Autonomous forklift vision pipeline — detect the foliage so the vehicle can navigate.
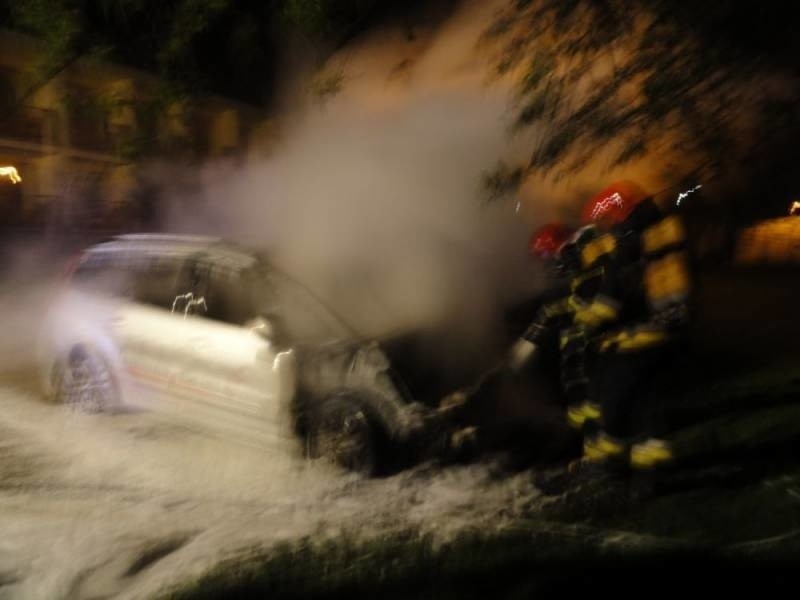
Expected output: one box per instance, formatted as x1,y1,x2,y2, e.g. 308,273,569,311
0,0,398,159
308,67,346,106
4,0,269,105
481,0,800,198
482,161,524,203
280,0,380,41
1,0,397,109
2,0,97,112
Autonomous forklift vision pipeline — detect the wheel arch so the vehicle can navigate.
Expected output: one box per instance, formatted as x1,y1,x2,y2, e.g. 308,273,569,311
40,326,124,404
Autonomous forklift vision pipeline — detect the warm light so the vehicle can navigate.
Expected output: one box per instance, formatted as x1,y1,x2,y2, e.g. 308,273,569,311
789,201,800,216
590,192,624,220
0,165,21,184
676,184,702,207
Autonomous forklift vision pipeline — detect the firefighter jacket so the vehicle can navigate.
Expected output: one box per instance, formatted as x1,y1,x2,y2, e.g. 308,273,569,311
575,199,692,354
522,225,613,346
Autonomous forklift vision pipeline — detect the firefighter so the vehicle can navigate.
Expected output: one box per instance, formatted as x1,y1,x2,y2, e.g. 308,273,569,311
508,222,582,372
510,222,616,437
575,180,692,471
440,221,616,458
441,222,580,403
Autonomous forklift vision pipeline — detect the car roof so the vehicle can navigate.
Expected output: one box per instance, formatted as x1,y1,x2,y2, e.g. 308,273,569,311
76,233,369,340
85,233,259,271
115,233,222,245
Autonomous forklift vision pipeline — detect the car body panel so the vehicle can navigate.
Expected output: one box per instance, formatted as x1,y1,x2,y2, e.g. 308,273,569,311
38,234,421,458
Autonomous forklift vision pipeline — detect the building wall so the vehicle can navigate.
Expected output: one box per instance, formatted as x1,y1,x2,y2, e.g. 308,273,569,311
735,217,800,264
0,29,268,231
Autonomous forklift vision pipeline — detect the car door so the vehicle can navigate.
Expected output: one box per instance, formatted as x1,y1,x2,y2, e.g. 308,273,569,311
111,250,188,409
58,246,182,410
165,255,295,448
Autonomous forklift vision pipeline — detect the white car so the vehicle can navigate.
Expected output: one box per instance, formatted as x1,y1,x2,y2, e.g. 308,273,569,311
39,234,432,474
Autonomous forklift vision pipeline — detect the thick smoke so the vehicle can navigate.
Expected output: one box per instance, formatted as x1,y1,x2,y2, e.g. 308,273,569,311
169,94,533,329
159,0,547,366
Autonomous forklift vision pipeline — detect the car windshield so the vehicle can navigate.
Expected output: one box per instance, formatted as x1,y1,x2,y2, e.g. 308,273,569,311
245,263,356,345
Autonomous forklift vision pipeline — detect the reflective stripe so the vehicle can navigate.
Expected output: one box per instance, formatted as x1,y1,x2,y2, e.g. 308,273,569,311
567,295,587,314
583,432,625,462
642,216,686,254
570,266,604,293
567,402,601,430
630,438,673,469
575,296,619,329
583,443,607,462
527,297,574,341
559,325,585,349
581,234,616,268
597,435,624,454
599,328,668,352
567,407,581,429
645,252,690,306
541,298,573,319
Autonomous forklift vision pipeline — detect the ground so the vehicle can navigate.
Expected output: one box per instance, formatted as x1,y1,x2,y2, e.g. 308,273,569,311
1,260,799,599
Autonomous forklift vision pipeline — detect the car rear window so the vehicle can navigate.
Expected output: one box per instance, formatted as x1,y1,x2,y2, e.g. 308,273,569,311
131,253,184,310
72,250,133,298
72,247,183,309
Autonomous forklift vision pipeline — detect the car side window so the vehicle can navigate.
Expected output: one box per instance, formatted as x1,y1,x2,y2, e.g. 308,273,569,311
201,266,235,323
172,257,213,319
130,253,183,310
235,268,281,326
173,257,246,323
72,251,133,299
173,261,275,326
263,270,351,343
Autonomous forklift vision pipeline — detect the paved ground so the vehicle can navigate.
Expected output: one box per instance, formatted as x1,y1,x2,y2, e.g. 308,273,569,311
2,261,800,598
0,279,548,599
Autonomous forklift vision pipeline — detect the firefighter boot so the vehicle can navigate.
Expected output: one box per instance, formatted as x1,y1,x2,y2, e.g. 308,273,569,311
582,431,629,473
630,438,674,470
566,401,601,432
445,426,479,463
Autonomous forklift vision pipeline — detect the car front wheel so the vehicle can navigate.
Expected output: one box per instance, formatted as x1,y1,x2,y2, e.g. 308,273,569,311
308,391,379,476
52,346,118,414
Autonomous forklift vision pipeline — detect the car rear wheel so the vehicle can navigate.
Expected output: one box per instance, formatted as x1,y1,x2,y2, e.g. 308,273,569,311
53,346,118,414
308,392,378,476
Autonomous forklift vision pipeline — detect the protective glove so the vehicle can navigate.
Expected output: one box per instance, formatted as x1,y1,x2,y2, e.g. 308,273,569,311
508,338,538,372
437,390,468,414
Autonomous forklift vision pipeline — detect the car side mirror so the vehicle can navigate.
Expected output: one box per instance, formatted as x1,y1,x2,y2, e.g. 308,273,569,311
245,316,275,339
248,314,290,349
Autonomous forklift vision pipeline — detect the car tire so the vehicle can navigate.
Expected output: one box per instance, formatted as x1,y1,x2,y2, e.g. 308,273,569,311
307,391,380,476
52,345,119,414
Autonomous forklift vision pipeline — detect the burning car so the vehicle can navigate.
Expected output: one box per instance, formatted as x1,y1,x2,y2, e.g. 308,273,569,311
38,234,448,474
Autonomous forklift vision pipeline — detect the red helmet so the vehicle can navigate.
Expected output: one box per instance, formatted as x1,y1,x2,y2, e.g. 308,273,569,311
529,223,574,260
581,180,649,228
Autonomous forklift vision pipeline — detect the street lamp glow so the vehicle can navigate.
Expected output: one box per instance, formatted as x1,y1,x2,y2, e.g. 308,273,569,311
676,184,702,207
0,166,21,184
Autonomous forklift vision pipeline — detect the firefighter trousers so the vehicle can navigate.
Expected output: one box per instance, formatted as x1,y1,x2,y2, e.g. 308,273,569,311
591,343,677,441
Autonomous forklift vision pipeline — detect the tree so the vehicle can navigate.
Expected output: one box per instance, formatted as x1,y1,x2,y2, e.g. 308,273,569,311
0,0,403,112
1,0,274,109
481,0,800,210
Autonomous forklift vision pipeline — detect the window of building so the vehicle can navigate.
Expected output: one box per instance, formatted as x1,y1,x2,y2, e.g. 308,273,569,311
0,67,15,113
